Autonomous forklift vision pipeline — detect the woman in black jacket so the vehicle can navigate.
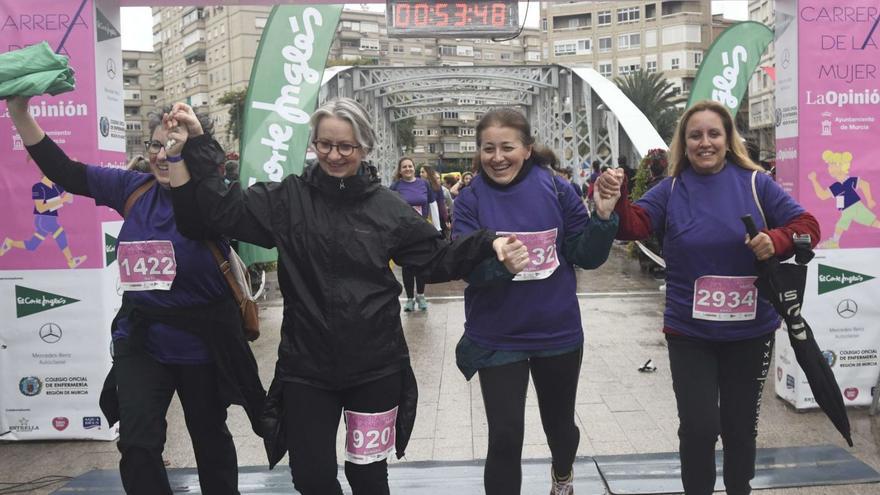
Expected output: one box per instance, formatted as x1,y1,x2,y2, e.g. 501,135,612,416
165,97,528,495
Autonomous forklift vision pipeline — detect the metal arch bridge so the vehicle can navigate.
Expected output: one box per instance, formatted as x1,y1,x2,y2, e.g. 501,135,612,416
318,64,667,184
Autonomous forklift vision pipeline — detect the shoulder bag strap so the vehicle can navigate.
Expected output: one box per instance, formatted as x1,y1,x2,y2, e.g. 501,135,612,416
750,170,768,228
205,241,245,305
123,179,157,218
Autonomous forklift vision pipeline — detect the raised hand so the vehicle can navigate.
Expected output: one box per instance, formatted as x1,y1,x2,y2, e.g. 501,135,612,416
170,102,204,137
593,178,620,220
6,95,31,116
5,95,45,146
596,168,624,200
162,111,187,157
492,234,529,274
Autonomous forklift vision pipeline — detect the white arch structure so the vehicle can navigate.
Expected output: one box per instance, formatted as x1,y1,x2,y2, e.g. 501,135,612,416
317,64,666,183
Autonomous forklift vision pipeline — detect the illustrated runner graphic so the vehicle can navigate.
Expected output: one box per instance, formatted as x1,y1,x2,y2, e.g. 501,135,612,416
1,174,87,268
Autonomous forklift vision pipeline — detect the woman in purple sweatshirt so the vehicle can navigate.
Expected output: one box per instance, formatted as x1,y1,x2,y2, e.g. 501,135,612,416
452,109,620,495
390,157,441,311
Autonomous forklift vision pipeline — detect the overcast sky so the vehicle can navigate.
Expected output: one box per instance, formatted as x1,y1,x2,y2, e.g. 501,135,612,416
121,2,750,52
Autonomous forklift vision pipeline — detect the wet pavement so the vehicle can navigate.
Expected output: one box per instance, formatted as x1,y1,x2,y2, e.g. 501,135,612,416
2,244,880,494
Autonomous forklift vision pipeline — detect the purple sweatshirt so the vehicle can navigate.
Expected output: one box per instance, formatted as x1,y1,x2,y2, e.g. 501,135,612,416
636,164,805,341
88,166,230,364
390,178,434,218
453,166,589,350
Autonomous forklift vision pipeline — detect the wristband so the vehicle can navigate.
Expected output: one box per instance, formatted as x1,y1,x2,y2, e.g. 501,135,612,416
166,154,183,163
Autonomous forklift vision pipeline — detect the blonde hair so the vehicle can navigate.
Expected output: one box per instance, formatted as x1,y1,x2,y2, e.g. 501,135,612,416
668,100,762,177
822,150,852,174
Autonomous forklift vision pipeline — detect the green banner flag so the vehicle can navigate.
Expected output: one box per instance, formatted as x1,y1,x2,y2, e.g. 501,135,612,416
236,5,342,267
686,21,773,116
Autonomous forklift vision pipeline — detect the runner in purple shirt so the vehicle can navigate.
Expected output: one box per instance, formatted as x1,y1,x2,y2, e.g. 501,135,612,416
390,157,441,311
6,95,263,495
597,100,820,495
453,108,620,495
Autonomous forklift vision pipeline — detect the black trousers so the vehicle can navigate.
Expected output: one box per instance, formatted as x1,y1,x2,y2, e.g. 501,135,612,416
401,266,426,299
113,338,238,495
477,348,582,495
283,372,403,495
667,332,774,495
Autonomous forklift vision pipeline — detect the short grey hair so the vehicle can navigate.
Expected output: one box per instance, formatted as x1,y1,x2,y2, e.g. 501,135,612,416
310,97,375,154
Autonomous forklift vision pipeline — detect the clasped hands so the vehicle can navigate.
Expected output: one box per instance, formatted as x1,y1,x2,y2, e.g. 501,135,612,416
492,235,529,275
161,103,204,158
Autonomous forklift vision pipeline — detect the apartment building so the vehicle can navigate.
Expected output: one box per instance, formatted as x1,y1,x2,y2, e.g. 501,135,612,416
748,0,776,161
122,50,162,160
152,5,271,152
540,1,716,98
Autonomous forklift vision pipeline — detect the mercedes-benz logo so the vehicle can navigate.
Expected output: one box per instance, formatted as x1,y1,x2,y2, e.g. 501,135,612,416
837,299,858,319
39,323,62,344
781,49,791,70
106,58,117,79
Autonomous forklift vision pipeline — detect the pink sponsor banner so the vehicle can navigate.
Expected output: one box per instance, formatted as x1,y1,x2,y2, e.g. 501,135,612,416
0,0,107,270
797,1,880,249
775,137,799,196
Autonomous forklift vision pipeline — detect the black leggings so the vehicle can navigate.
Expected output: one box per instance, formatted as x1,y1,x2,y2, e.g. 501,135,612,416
401,266,425,299
283,372,403,495
113,339,238,495
667,333,774,495
477,348,582,495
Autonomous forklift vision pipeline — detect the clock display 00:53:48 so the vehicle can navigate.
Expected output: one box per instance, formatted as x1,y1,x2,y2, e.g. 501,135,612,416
392,2,512,29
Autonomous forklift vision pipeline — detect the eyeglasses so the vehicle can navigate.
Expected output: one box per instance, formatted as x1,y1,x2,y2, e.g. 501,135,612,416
312,140,361,157
144,140,165,154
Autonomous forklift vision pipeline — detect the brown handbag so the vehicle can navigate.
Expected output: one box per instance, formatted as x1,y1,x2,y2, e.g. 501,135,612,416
124,179,260,341
205,242,261,341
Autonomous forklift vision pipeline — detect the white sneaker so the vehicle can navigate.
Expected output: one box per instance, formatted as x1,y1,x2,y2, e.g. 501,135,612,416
550,469,574,495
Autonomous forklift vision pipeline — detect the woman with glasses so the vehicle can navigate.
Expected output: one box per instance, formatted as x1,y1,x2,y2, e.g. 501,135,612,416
390,157,441,311
453,109,620,495
165,97,529,495
4,96,265,495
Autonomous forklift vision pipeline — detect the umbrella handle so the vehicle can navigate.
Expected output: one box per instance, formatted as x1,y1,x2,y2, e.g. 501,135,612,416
741,215,760,239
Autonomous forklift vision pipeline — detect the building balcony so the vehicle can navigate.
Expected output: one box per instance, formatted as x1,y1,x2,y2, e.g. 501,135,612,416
185,61,207,75
184,45,207,65
338,29,361,40
552,25,592,33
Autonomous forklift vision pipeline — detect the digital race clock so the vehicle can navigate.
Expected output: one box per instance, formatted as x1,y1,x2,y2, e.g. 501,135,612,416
386,0,520,38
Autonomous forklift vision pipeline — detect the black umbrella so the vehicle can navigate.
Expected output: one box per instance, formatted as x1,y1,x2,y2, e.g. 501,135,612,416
742,215,853,447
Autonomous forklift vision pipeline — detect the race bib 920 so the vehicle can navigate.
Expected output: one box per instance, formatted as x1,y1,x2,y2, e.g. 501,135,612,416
344,406,398,465
692,275,758,321
117,240,177,291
